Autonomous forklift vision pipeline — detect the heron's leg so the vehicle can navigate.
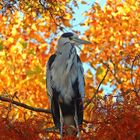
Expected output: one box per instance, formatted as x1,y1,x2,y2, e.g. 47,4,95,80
74,101,80,138
58,103,63,139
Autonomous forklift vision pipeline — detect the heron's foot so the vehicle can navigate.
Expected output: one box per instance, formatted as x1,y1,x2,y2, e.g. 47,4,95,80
44,126,59,133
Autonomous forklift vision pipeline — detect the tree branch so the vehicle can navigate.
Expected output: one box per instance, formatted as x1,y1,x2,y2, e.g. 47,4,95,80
85,67,109,108
0,95,51,114
39,0,48,9
131,54,140,95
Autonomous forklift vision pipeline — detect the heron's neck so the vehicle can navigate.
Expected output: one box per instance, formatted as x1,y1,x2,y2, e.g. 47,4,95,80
56,42,76,57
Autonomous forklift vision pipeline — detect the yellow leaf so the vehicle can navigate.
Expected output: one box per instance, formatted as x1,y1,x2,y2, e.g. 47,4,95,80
32,12,36,17
81,1,87,4
31,24,37,31
7,37,14,43
132,31,137,36
135,43,139,48
26,28,31,34
95,46,100,53
22,53,27,60
12,27,17,36
109,36,114,42
0,51,5,56
10,46,17,53
64,13,72,19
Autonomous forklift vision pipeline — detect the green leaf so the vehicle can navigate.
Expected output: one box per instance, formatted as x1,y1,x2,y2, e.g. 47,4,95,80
0,43,3,51
28,49,36,55
8,64,15,71
26,70,34,76
34,66,42,74
26,66,42,76
19,41,28,48
96,66,106,80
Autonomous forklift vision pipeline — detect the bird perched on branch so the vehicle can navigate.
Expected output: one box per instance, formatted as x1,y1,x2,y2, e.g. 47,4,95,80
46,32,91,138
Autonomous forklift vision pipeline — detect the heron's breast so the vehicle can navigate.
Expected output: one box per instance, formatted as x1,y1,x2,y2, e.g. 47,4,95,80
51,54,78,103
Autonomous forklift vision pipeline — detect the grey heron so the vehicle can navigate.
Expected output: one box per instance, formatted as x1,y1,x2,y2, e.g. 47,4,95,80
46,32,91,138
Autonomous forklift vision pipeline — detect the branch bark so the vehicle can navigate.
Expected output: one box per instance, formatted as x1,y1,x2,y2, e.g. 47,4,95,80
84,67,109,108
131,54,140,95
0,95,51,114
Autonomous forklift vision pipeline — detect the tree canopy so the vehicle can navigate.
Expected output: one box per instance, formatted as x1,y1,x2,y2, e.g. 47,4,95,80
0,0,140,139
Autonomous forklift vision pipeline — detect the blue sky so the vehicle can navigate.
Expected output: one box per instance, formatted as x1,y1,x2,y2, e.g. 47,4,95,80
70,0,106,33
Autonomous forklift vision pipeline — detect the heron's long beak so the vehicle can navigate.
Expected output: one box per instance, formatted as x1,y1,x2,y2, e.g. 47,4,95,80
73,37,91,44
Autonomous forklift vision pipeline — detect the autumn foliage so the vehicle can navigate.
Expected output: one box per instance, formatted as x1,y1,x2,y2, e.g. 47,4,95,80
0,0,140,139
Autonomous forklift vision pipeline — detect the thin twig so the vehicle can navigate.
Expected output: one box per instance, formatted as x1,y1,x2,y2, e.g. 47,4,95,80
6,92,18,119
131,55,140,95
0,95,51,114
44,126,59,134
85,68,109,108
48,10,65,31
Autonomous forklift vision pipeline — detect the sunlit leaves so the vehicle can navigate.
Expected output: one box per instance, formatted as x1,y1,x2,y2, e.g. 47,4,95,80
84,0,140,90
0,0,140,139
96,66,106,81
83,0,140,139
0,0,73,139
0,42,3,51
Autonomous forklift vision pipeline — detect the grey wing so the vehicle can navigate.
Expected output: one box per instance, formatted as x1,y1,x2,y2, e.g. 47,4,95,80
77,55,85,101
46,54,61,128
74,55,85,125
46,54,56,100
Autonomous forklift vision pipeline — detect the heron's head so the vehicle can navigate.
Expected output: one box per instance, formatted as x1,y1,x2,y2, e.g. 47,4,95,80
57,32,91,47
